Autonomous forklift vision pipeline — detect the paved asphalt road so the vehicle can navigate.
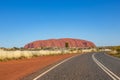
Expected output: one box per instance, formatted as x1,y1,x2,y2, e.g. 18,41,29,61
23,53,120,80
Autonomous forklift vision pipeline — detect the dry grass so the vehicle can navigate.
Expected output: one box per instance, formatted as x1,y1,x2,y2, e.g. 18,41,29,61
0,50,80,61
108,52,120,58
0,48,96,61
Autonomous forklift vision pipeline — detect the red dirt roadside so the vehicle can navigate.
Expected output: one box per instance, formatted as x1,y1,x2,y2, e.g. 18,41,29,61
0,53,78,80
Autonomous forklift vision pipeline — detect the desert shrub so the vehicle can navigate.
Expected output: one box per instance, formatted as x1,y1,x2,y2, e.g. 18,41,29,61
65,42,69,48
116,49,120,54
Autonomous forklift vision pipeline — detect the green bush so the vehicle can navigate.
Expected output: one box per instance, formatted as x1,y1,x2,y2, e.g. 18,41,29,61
65,42,69,48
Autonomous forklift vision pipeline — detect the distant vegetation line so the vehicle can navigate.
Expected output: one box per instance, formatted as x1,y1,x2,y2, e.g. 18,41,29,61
0,45,120,61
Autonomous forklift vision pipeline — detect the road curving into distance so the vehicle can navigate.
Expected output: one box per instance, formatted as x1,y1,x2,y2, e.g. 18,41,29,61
23,52,120,80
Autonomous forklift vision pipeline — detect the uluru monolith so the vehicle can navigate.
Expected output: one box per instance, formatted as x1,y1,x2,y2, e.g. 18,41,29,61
24,38,96,49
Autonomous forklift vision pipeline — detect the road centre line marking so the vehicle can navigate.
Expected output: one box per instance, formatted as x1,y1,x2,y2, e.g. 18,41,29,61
92,53,120,80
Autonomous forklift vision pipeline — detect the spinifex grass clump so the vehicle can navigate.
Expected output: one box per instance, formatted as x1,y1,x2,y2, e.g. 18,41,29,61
0,50,72,61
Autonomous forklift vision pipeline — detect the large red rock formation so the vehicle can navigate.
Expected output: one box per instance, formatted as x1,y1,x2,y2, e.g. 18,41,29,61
24,38,96,49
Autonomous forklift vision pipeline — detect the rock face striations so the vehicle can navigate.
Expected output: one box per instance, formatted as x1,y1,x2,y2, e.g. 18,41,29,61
24,38,96,49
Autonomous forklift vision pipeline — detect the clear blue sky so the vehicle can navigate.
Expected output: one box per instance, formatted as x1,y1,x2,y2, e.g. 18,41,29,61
0,0,120,48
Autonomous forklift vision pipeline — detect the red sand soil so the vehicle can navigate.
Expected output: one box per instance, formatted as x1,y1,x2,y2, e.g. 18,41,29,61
0,53,78,80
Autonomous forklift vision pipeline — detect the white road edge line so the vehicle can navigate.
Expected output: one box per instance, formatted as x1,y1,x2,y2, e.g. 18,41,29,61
92,53,120,80
33,54,80,80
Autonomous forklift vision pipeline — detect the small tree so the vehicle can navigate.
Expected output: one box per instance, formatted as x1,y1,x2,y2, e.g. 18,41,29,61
116,49,120,53
65,42,69,48
13,47,19,49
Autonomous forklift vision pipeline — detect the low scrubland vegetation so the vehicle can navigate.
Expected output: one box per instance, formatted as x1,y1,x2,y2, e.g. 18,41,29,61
0,47,96,61
106,46,120,58
0,48,77,61
0,50,68,61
